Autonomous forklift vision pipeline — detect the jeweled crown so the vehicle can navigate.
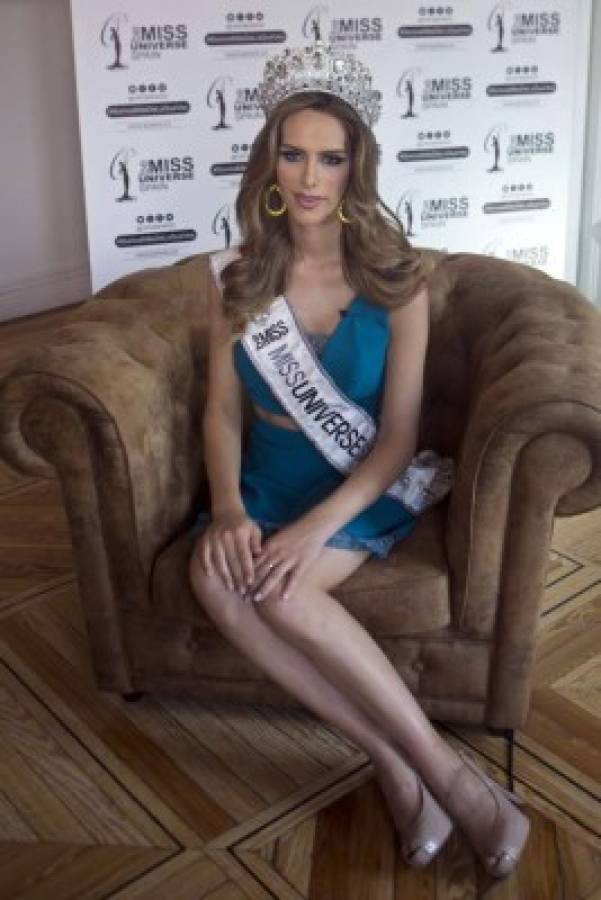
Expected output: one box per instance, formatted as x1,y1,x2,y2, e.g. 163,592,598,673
257,40,382,128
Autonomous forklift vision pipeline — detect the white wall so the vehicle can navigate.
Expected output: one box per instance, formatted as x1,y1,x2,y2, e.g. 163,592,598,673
577,0,601,306
0,0,90,323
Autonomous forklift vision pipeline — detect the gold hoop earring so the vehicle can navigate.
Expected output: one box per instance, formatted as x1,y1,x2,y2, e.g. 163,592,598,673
337,201,353,225
264,183,287,217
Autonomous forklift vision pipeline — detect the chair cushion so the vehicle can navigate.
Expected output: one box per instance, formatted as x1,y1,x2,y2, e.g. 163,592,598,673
152,503,450,636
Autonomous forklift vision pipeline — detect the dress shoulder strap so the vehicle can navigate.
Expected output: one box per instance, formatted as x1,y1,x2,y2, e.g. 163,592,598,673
208,245,241,294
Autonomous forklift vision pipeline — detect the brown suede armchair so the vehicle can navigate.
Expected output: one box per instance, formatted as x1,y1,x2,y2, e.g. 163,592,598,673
2,249,600,748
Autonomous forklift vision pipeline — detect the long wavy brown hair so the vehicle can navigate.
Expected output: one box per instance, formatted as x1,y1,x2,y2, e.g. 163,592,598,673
219,90,433,334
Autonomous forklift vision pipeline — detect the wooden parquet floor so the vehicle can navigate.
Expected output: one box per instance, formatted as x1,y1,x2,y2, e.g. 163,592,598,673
0,305,600,899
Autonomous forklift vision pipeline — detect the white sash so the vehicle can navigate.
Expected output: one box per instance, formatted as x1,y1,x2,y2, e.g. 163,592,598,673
209,248,454,515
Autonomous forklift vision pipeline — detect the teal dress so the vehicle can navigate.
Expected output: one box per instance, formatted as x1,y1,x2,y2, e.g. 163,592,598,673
192,293,417,558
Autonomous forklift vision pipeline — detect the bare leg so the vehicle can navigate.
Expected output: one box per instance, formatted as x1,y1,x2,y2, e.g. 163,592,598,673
250,554,503,849
190,543,527,873
252,569,462,794
190,551,460,866
189,547,447,853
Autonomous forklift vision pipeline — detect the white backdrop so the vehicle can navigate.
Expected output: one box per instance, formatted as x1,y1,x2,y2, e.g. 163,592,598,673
70,0,591,293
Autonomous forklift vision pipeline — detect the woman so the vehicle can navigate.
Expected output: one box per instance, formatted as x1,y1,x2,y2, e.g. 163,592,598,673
188,42,530,876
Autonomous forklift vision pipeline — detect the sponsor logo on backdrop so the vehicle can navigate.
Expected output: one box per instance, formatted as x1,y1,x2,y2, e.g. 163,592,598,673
302,6,329,40
512,10,560,42
207,77,263,125
106,81,192,120
484,125,507,171
397,128,470,164
102,14,129,68
127,82,167,97
111,202,197,251
115,213,197,249
487,4,560,51
101,14,188,68
418,128,451,140
136,212,174,225
138,155,194,191
483,238,550,267
330,16,383,43
234,85,264,120
397,70,472,117
396,190,469,235
508,129,555,160
422,75,472,107
206,9,285,46
488,3,509,51
110,149,194,201
213,205,234,248
397,69,420,117
207,77,234,129
483,181,550,214
485,125,555,171
210,143,251,177
487,64,557,98
302,6,383,43
396,191,419,236
226,11,265,26
399,6,473,40
111,149,136,201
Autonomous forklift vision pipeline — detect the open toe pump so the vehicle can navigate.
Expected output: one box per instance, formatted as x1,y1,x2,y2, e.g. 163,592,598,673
400,772,454,868
449,749,531,878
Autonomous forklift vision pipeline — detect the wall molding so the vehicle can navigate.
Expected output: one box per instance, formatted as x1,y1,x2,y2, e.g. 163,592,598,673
0,264,91,323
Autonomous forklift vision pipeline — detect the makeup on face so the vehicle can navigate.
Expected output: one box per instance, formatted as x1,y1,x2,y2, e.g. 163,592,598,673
276,110,351,216
295,195,323,209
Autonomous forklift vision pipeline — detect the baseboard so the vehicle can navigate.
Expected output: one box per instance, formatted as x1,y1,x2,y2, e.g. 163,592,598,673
0,265,91,324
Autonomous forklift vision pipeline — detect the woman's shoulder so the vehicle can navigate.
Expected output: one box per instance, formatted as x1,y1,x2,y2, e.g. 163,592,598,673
362,280,429,316
357,285,429,338
386,282,430,340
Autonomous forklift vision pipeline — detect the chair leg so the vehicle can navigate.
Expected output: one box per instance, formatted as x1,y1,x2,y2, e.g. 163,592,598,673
487,726,516,792
122,691,144,703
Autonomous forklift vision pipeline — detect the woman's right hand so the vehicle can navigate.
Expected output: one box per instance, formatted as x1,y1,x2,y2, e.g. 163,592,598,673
196,510,263,595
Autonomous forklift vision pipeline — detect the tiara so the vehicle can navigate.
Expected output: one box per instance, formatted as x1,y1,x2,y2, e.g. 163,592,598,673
257,40,382,128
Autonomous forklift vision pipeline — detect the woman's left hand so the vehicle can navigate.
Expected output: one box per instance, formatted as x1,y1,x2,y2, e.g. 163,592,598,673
248,517,331,603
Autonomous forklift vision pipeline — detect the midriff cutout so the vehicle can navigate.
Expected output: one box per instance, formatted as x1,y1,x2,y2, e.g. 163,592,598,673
252,402,300,430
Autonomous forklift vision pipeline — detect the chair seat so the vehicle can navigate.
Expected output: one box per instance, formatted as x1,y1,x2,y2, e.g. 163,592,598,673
152,503,451,636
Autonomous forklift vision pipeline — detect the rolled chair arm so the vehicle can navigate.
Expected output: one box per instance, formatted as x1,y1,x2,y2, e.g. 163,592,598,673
0,289,208,690
438,261,601,724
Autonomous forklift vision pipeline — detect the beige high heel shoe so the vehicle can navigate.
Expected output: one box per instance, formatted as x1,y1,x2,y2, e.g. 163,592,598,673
376,761,454,868
447,749,531,878
400,772,455,868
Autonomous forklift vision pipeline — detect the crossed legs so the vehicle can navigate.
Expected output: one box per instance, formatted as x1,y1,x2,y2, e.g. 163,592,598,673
188,543,425,830
188,540,499,850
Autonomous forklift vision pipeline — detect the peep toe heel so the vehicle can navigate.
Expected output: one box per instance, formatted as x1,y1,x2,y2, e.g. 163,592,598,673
400,772,454,868
375,761,454,868
450,749,531,878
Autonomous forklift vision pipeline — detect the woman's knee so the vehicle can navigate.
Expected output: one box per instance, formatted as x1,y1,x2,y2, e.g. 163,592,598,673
188,553,245,632
253,547,368,626
253,582,321,636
